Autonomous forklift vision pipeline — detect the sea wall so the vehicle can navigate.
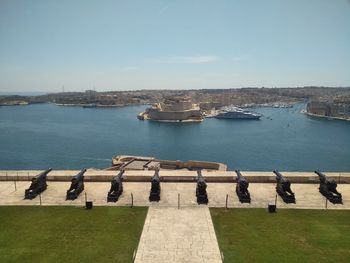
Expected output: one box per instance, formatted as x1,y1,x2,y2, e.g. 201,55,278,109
147,108,201,121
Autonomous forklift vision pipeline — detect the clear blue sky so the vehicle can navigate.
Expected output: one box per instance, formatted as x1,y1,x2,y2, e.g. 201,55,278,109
1,0,349,92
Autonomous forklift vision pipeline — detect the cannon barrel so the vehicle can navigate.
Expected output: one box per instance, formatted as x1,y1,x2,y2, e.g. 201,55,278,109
314,170,342,204
115,169,125,179
110,169,124,187
273,170,295,203
66,168,86,200
149,168,161,202
34,168,52,181
235,170,243,179
107,169,125,202
110,169,125,185
273,170,283,180
315,170,327,182
235,170,251,203
315,170,325,177
196,170,208,204
152,168,160,180
73,168,86,180
25,169,52,199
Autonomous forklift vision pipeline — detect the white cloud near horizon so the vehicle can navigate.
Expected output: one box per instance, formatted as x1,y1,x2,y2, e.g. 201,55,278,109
155,55,220,64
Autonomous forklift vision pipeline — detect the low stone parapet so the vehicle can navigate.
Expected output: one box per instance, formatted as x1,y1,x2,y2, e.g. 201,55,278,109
0,170,349,183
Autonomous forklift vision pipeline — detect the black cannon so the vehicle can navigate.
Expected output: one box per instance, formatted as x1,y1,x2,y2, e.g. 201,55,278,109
107,169,125,202
235,170,251,203
315,171,342,204
24,169,52,199
149,168,161,202
66,169,86,200
196,170,208,204
273,170,295,203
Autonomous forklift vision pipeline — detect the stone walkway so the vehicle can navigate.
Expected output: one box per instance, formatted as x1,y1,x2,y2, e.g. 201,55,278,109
134,206,222,263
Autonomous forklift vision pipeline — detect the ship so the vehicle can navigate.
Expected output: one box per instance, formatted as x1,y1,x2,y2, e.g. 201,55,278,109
82,103,97,108
214,106,261,120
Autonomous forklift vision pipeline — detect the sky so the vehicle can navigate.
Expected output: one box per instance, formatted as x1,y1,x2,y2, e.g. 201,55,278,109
0,0,350,92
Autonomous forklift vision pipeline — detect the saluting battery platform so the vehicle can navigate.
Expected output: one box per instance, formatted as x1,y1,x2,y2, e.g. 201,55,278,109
0,165,346,208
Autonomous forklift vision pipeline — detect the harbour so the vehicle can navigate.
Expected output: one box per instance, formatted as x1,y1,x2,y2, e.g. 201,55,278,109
1,102,350,171
2,1,350,262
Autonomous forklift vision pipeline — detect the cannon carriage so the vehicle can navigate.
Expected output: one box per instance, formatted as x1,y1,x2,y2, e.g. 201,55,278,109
196,170,208,204
273,170,295,203
149,168,161,202
107,169,125,202
235,170,251,203
315,171,342,204
66,169,86,200
24,169,52,199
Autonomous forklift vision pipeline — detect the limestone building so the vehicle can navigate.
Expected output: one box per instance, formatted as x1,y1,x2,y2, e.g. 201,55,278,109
141,96,203,122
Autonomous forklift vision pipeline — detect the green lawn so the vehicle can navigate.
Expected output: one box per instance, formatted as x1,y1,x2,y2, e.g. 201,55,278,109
211,208,350,263
0,206,148,263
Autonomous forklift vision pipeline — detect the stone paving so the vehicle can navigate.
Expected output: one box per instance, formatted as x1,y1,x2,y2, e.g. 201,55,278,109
1,180,349,262
134,206,222,263
0,181,349,209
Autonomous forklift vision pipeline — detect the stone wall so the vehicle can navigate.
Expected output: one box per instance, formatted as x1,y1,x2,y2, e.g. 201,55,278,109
147,108,201,121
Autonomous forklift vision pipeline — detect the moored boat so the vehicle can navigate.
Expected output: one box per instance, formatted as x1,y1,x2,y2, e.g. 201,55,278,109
214,106,261,120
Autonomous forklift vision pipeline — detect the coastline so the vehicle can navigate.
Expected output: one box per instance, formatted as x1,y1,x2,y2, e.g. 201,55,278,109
141,114,203,123
55,103,126,108
0,102,29,106
302,110,350,122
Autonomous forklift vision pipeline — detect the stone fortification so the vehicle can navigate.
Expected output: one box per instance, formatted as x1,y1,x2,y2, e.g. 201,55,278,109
143,96,203,122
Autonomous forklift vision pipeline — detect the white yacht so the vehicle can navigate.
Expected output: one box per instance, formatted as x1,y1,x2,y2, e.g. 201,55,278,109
215,106,261,120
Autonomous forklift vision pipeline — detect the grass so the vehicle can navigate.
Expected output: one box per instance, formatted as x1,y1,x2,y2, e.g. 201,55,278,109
211,208,350,263
0,206,148,263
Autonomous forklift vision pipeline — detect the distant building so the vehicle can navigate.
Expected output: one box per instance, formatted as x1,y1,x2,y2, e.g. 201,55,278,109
307,101,331,116
85,90,97,95
199,101,222,110
142,96,203,122
307,101,350,119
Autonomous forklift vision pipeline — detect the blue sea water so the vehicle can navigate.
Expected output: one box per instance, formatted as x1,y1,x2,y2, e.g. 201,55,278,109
0,103,349,171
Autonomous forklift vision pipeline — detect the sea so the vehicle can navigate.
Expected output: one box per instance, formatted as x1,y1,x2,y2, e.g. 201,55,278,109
0,103,349,171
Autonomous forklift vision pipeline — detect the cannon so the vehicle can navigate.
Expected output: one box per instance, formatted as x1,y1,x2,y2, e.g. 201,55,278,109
24,169,52,199
107,169,125,202
196,170,208,204
315,171,342,204
66,169,86,200
273,170,295,203
149,168,161,202
235,170,251,203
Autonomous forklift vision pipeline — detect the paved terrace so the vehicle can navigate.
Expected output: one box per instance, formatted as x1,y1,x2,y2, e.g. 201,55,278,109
0,170,349,209
1,170,350,183
135,207,222,263
1,170,349,263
